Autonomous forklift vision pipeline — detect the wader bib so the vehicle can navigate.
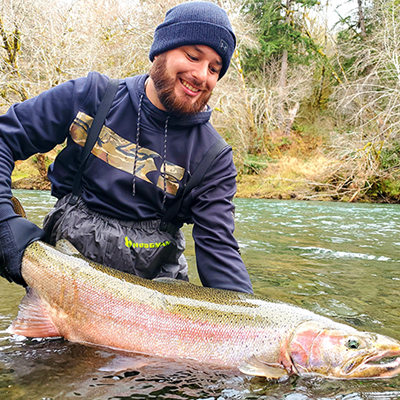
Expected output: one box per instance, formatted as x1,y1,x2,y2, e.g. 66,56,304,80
42,195,188,280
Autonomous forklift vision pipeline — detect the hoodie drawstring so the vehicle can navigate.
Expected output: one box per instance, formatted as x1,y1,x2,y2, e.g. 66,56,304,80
161,116,170,209
132,93,144,197
132,92,169,212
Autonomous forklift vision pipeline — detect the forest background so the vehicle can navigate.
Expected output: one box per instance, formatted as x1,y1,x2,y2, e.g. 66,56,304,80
1,0,400,203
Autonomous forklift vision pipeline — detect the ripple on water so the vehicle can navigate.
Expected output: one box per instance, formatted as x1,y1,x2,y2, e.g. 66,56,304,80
292,246,394,262
1,192,400,399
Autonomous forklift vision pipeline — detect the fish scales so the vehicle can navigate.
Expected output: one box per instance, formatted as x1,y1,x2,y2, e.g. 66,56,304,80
8,239,400,380
19,242,298,365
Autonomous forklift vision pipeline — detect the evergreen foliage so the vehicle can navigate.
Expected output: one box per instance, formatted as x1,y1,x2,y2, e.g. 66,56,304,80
241,0,320,74
2,0,400,201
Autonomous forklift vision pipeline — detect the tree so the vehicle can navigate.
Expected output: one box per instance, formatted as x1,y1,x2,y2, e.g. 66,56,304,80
0,0,158,178
328,0,400,201
242,0,319,87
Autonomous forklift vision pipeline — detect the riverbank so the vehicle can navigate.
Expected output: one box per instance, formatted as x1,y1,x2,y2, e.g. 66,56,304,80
11,156,314,198
10,148,327,198
10,148,400,203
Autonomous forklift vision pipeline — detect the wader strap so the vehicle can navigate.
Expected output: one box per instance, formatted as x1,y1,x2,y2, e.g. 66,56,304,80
69,78,119,205
160,138,229,231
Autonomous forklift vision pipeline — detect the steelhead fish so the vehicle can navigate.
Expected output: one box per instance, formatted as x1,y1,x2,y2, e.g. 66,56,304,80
7,238,400,381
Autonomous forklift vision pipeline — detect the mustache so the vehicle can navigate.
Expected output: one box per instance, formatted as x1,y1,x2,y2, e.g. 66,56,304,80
179,75,207,91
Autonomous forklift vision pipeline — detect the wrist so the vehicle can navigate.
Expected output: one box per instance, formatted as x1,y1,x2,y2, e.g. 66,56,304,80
0,201,17,223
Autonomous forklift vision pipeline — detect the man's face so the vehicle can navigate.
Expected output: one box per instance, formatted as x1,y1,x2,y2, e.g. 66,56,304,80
148,45,222,116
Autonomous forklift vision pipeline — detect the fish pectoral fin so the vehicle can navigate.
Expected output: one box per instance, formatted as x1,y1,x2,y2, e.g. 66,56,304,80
7,288,61,338
55,239,81,256
239,356,289,380
99,355,151,373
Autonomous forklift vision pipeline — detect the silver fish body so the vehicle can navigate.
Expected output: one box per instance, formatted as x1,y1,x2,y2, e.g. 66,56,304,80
8,239,400,380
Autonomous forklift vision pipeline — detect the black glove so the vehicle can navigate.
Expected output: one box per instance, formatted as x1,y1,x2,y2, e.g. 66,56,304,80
0,216,45,286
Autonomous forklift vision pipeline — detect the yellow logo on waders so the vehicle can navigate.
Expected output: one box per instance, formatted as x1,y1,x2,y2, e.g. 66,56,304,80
124,236,171,249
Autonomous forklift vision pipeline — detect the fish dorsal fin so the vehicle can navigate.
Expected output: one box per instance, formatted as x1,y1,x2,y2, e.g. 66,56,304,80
7,288,61,338
239,355,289,380
152,277,190,285
10,196,27,218
55,239,81,256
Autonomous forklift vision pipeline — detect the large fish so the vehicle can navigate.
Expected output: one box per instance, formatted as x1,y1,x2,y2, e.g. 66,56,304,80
7,240,400,380
6,200,400,380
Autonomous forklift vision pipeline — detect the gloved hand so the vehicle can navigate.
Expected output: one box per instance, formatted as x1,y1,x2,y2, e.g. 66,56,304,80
0,216,45,286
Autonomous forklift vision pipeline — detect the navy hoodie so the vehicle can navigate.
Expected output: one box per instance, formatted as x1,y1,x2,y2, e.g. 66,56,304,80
0,72,253,293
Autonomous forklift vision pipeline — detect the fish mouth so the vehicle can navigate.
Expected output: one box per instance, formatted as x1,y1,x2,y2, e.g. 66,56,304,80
343,353,400,379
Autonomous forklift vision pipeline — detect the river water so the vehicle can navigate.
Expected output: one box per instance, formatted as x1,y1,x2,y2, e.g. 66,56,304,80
1,189,400,400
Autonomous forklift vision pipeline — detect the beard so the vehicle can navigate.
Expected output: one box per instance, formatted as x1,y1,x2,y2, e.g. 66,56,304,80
149,53,213,117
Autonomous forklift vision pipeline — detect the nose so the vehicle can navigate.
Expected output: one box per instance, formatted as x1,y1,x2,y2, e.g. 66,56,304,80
192,61,208,85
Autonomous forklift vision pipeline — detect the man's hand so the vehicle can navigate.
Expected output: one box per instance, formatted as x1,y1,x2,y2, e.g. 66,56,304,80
0,216,45,286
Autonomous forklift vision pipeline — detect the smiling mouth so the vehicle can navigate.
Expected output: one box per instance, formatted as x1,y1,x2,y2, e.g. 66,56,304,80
181,79,200,93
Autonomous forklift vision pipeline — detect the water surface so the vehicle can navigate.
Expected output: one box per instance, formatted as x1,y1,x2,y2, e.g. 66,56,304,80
1,190,399,399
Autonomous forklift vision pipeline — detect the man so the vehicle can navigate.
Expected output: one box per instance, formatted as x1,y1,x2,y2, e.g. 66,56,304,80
0,1,253,294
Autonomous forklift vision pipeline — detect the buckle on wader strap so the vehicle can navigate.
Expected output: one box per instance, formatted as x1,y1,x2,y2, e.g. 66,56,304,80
159,220,169,232
159,220,179,235
68,194,79,206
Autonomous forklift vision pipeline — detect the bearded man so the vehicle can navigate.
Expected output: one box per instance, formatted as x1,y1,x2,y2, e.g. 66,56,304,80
0,1,253,294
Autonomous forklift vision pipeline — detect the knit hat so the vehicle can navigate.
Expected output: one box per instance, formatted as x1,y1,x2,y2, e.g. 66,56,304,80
149,1,236,79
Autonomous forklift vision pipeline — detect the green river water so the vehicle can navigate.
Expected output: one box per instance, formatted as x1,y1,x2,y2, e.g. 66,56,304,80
0,189,399,399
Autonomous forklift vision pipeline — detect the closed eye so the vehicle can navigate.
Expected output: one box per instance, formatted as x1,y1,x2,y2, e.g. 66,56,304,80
186,53,198,61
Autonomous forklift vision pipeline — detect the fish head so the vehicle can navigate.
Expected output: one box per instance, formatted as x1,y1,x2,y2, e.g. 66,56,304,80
287,321,400,379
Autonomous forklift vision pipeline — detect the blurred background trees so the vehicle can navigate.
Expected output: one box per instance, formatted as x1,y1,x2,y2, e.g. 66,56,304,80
1,0,400,201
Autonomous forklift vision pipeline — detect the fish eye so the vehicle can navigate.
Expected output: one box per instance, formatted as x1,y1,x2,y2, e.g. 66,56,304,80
346,338,360,349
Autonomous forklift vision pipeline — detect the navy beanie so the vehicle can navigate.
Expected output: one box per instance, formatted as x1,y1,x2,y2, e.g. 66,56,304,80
149,1,236,79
